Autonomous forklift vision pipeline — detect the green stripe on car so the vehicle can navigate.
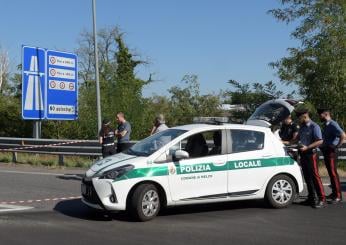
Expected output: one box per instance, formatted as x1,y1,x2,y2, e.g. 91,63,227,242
113,157,295,182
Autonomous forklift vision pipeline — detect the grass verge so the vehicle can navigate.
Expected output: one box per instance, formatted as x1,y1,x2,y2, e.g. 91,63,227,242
0,152,96,168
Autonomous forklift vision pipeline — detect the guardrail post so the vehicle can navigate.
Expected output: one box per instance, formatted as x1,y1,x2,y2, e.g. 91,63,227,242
12,152,17,163
58,155,64,166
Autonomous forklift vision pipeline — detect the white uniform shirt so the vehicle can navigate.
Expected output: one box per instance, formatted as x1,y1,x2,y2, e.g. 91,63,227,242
153,124,168,134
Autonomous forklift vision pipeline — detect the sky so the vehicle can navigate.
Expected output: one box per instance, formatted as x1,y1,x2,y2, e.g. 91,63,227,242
0,0,299,97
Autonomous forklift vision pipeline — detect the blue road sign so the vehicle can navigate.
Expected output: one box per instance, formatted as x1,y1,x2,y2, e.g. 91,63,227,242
46,50,78,120
22,46,46,120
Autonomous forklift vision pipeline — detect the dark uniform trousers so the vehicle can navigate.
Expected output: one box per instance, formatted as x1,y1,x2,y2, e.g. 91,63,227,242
300,151,326,201
102,144,116,158
321,146,342,199
116,142,132,153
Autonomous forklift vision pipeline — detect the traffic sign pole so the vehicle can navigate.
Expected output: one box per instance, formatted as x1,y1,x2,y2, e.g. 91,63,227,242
33,121,41,138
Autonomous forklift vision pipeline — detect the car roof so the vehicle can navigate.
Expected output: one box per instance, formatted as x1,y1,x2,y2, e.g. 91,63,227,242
172,123,270,133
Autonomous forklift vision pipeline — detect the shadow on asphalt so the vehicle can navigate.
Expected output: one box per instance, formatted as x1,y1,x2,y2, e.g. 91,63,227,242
53,198,279,222
160,200,267,217
53,199,132,222
56,174,83,181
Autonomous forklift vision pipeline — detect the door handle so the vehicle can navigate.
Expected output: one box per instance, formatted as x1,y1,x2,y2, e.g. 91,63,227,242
261,154,273,158
213,160,227,166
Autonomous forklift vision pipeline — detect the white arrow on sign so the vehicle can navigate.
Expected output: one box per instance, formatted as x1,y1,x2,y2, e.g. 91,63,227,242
24,56,44,111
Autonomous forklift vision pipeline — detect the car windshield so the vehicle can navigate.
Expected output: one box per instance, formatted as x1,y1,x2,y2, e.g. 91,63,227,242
249,103,290,126
125,129,187,157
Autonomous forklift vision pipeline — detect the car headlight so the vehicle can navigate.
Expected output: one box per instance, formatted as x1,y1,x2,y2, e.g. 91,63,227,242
99,164,134,180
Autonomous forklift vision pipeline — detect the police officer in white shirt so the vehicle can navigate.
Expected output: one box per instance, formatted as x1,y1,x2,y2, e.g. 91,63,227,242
150,114,169,135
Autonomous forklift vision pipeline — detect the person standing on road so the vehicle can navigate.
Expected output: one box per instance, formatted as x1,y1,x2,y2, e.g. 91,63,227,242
150,114,169,135
296,108,326,208
115,112,132,153
318,108,346,204
279,115,299,145
99,118,116,158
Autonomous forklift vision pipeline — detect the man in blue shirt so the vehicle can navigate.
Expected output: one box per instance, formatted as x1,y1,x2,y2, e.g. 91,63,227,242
296,108,326,208
318,108,346,204
115,112,132,153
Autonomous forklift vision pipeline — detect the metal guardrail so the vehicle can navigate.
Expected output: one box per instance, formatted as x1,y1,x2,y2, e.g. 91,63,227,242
0,137,345,166
0,137,135,165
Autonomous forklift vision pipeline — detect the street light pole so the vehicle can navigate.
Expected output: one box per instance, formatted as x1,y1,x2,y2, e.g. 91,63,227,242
92,0,102,136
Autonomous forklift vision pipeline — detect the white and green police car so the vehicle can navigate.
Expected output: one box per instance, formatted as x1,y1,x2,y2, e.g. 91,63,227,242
82,99,304,221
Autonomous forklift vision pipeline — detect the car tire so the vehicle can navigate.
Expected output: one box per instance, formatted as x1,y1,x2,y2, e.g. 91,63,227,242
129,184,161,221
265,174,296,208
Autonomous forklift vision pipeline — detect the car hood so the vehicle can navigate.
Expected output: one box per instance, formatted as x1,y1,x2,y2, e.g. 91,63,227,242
86,153,145,178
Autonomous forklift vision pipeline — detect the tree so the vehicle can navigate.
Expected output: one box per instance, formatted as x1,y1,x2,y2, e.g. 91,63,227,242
0,47,9,94
72,26,151,139
168,75,222,125
40,26,150,139
269,0,346,127
0,64,32,137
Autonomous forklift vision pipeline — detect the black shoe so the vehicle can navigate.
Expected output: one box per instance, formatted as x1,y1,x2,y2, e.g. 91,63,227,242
327,197,342,204
312,200,326,209
326,194,335,200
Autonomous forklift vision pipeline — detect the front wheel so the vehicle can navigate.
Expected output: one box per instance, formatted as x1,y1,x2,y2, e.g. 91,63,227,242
265,175,296,208
129,184,161,221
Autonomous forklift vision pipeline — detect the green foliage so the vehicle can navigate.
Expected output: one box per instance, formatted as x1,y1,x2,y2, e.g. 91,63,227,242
167,75,222,125
269,0,346,128
0,94,32,137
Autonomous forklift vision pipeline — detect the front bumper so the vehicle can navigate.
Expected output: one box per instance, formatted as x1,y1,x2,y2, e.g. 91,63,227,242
81,177,104,208
81,177,127,211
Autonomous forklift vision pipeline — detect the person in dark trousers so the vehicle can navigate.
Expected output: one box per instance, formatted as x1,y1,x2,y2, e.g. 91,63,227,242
318,108,346,204
279,114,299,145
115,112,132,153
296,108,326,208
99,118,116,158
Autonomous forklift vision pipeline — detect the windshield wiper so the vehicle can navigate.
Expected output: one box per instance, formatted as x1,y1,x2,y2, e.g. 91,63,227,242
126,148,149,157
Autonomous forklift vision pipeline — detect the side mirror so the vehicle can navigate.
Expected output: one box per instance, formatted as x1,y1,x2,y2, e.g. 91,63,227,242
173,150,189,161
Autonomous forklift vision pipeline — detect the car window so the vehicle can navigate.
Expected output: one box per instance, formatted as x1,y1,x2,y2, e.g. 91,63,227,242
248,102,291,126
126,129,186,157
154,130,223,163
230,129,264,153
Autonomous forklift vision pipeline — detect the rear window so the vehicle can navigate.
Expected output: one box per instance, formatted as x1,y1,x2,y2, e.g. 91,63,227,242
249,103,290,126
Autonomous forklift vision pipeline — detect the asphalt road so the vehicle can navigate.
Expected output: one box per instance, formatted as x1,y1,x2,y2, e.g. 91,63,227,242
0,163,345,245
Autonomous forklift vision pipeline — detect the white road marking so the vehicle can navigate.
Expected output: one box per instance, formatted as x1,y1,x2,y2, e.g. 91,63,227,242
0,169,82,178
0,196,81,205
0,204,33,213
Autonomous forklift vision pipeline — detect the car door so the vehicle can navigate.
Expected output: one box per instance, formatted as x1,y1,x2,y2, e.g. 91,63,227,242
158,129,228,201
226,128,274,195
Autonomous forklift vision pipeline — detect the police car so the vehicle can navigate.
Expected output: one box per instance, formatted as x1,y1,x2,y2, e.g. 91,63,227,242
82,99,304,221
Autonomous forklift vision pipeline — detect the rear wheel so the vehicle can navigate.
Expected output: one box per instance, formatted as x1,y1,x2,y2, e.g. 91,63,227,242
129,184,161,221
265,175,296,208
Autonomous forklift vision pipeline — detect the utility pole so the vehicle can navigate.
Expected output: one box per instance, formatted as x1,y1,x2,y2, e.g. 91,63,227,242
92,0,102,135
